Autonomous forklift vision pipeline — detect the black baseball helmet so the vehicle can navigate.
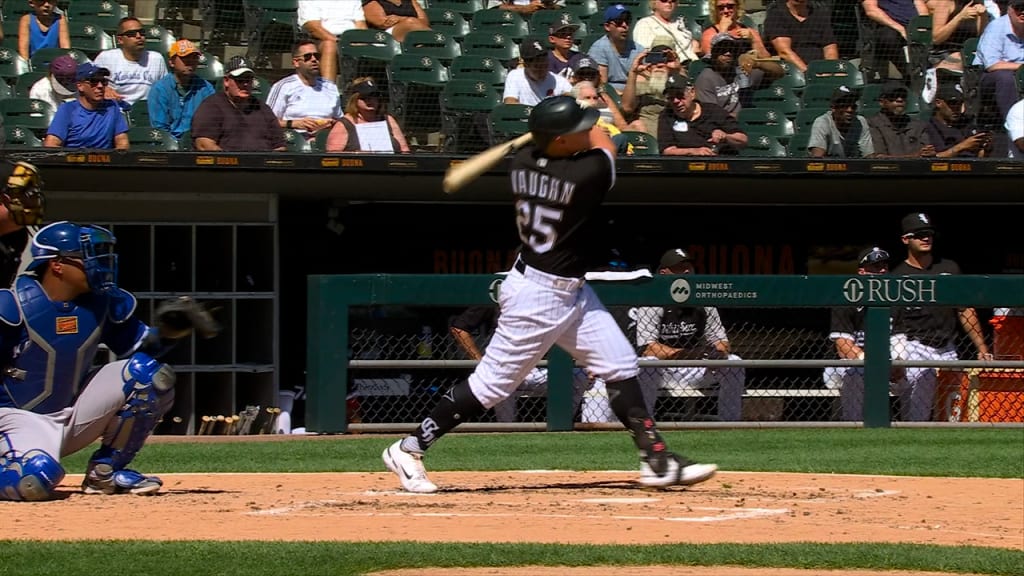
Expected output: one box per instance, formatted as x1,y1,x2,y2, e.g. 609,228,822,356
528,95,599,146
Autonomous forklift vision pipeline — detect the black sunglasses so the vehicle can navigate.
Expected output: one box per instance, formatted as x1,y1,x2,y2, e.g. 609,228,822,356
119,29,145,37
607,17,632,26
859,248,890,267
297,52,321,62
82,77,110,86
903,230,934,240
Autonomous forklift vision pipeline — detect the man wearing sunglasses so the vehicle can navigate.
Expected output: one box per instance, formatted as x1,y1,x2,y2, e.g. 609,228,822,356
891,212,992,422
93,17,168,105
267,40,341,137
923,82,992,157
190,56,287,151
589,4,645,93
44,63,129,150
824,247,908,421
866,80,935,157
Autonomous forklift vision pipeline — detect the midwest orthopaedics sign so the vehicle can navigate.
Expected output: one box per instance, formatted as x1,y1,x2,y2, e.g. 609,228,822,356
670,279,759,303
842,277,938,304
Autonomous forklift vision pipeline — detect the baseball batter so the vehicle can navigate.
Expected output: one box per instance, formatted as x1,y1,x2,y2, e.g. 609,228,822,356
891,212,991,421
0,222,204,500
383,95,717,493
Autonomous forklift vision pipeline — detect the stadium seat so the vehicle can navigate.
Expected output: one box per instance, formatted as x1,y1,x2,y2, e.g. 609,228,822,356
752,85,801,117
0,98,56,137
1017,66,1024,97
459,31,520,64
449,54,509,86
0,82,11,100
387,53,449,138
4,124,43,147
425,7,472,40
673,3,709,27
602,0,652,19
243,0,300,67
800,83,841,110
961,37,979,69
737,107,795,141
127,126,180,150
142,24,178,63
0,1,32,21
858,83,922,117
129,100,151,127
178,130,192,151
0,48,30,83
1,19,21,43
687,59,709,80
740,133,787,157
311,129,330,153
440,78,502,153
564,0,600,19
786,132,812,157
529,11,590,38
402,30,462,65
30,48,89,71
195,53,225,83
338,29,402,90
770,62,807,92
471,9,531,41
619,130,659,155
804,59,864,88
282,128,312,152
429,0,487,18
488,102,531,144
67,20,116,56
794,107,828,133
13,71,47,98
65,0,129,34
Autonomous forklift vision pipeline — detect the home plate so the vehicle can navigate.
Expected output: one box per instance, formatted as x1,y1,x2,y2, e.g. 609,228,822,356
580,497,661,504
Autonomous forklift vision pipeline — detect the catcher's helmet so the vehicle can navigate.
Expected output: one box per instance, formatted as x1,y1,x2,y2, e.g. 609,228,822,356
27,221,118,292
1,161,45,226
528,95,599,146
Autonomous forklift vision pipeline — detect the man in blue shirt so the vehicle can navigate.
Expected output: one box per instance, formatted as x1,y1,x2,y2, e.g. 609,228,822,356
147,39,215,139
44,63,129,150
973,1,1024,121
587,4,644,94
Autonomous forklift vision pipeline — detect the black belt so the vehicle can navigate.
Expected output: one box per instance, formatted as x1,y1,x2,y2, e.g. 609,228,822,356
515,259,526,274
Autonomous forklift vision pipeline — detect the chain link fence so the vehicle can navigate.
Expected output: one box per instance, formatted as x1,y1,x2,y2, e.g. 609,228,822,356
345,304,1024,428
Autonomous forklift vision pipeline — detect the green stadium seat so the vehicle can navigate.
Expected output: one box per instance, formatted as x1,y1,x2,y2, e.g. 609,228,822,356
4,124,43,147
401,30,462,65
529,11,590,38
805,59,864,88
0,48,31,83
771,62,807,92
800,83,842,109
429,0,487,18
564,0,600,19
14,71,47,98
387,53,449,137
470,9,531,42
440,78,502,153
752,85,801,117
961,37,979,68
794,107,828,133
425,7,472,40
177,130,192,151
243,0,301,68
0,82,11,100
282,128,312,152
65,0,129,34
459,31,520,64
142,24,178,63
449,54,508,86
488,102,531,144
195,53,225,83
0,97,57,137
68,19,116,56
127,126,180,150
737,107,795,141
786,131,812,157
129,99,151,127
338,29,402,90
311,128,330,153
672,3,709,27
0,1,32,21
600,0,652,19
30,48,89,71
619,130,659,155
740,133,787,157
1,19,22,42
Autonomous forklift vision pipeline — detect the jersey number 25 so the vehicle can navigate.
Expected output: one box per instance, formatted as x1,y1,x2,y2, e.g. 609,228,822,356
516,200,563,253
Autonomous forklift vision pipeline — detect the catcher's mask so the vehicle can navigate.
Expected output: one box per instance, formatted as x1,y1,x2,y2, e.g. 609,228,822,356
27,221,118,293
1,161,45,226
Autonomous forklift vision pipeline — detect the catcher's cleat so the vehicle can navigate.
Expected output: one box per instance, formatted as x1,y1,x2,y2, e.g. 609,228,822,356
382,440,437,493
639,452,717,488
82,463,163,495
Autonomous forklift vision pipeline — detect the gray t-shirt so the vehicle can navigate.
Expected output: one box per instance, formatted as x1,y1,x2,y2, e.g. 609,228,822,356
695,68,740,117
588,36,644,92
808,112,874,158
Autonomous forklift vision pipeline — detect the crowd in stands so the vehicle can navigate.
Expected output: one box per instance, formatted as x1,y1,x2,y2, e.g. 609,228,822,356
1,0,1021,157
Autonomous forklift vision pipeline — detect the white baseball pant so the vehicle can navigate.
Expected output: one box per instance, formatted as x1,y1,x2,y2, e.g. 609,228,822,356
638,355,746,421
490,366,593,422
898,340,958,421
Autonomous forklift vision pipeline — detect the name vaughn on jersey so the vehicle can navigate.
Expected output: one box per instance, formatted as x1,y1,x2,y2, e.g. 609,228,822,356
511,169,576,205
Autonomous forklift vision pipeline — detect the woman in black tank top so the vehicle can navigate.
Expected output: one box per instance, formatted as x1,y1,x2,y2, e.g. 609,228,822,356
927,0,989,71
324,76,410,153
361,0,431,42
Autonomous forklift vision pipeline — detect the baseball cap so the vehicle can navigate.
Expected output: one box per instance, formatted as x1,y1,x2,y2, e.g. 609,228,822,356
348,78,380,98
548,12,581,35
659,248,694,269
709,32,741,52
831,85,859,105
225,55,255,78
75,62,110,82
901,212,936,235
934,82,964,103
575,57,598,73
650,35,675,52
879,80,908,100
49,54,78,97
857,247,890,267
603,4,631,22
169,39,201,59
662,71,692,94
520,39,548,61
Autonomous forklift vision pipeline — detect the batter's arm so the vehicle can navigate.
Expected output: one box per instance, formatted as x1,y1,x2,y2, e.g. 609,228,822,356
958,307,992,359
833,336,863,360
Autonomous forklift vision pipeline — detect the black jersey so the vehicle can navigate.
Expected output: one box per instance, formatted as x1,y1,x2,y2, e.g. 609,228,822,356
830,305,904,347
510,146,615,278
0,228,29,287
891,257,962,347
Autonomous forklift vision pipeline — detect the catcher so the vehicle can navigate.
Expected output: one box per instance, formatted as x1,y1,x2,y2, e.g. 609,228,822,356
0,221,219,500
0,160,46,287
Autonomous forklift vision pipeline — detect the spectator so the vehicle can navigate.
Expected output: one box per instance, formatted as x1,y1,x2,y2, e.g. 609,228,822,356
867,81,936,156
763,0,839,72
861,0,929,81
808,86,876,158
487,0,565,15
973,1,1024,122
361,0,430,42
94,17,168,105
588,4,645,93
634,248,746,421
633,0,700,63
570,57,602,85
658,72,748,155
43,63,129,150
298,0,367,83
146,40,215,139
926,0,988,74
547,13,589,79
621,37,682,135
891,212,992,421
190,56,286,152
28,54,77,112
695,33,744,117
17,0,70,60
823,247,907,422
1007,97,1024,158
325,77,410,153
573,80,637,153
923,82,993,156
701,0,770,59
267,40,341,138
503,40,573,105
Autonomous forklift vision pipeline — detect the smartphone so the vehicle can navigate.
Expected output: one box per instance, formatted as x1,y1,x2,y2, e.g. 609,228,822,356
644,52,667,65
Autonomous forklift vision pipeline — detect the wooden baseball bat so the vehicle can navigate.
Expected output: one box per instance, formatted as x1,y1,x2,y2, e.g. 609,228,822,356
442,131,533,195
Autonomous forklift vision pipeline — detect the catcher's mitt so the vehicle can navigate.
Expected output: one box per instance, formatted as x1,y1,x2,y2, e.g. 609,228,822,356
155,296,221,340
1,161,45,226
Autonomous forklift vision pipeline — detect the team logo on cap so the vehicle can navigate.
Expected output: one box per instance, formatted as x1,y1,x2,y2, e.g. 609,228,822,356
532,41,543,52
918,213,929,223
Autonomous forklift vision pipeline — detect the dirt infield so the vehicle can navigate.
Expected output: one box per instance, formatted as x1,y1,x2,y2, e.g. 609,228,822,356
4,470,1020,554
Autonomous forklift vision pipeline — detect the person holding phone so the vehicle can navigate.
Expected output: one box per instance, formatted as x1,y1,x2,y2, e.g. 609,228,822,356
921,82,992,157
620,35,683,135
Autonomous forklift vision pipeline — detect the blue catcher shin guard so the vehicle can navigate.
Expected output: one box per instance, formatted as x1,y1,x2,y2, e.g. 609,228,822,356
1,447,66,501
83,353,175,495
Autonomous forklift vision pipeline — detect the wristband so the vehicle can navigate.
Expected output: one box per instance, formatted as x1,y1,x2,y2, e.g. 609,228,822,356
286,120,293,129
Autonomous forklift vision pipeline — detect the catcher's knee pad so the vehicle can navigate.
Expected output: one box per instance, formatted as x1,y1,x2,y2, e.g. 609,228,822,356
0,448,66,501
95,354,175,470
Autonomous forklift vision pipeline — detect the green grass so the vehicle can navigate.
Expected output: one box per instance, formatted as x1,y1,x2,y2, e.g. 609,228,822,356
59,428,1024,478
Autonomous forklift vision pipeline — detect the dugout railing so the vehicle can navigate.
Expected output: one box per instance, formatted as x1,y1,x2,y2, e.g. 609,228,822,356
306,274,1024,433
